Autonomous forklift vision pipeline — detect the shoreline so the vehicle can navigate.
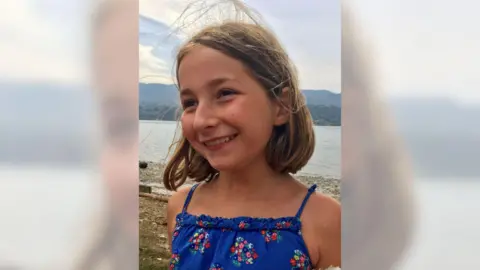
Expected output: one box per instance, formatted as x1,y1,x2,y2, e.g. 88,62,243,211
139,161,341,200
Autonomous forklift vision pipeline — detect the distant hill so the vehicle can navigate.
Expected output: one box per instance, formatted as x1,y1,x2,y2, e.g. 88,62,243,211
0,81,97,165
302,89,341,107
386,97,480,178
139,83,342,126
6,80,480,176
139,83,179,106
139,83,341,107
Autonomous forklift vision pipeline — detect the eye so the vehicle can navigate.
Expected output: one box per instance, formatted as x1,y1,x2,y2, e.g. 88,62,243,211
217,88,237,99
182,98,197,109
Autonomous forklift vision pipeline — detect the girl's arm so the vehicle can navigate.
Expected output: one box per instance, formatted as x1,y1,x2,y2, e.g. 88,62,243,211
314,195,342,270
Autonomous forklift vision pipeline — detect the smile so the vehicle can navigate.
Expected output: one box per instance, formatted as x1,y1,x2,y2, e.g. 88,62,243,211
203,134,238,147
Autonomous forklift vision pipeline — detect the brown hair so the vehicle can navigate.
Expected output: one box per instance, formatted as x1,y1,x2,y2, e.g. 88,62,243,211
163,20,315,191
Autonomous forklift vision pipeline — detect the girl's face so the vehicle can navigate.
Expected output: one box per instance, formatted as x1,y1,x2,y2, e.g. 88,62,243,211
178,45,286,172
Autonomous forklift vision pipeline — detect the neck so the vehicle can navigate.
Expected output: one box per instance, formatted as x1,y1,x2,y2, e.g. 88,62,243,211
215,158,289,199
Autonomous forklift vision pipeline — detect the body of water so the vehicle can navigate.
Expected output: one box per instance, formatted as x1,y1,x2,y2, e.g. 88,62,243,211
398,179,480,269
139,120,341,178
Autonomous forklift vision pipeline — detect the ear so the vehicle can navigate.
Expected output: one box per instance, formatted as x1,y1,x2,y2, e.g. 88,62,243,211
273,87,291,126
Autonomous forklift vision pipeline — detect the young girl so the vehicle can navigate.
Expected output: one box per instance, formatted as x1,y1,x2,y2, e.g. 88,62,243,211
164,21,341,270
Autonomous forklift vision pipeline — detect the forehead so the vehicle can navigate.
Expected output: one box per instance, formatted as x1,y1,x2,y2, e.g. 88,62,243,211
177,45,249,89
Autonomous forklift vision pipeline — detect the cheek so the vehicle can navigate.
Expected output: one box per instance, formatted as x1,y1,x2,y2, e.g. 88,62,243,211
239,102,275,129
239,116,274,146
180,114,198,145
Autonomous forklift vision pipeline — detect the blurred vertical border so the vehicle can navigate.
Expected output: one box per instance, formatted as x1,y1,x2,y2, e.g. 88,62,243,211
77,0,140,269
341,4,415,270
0,0,138,269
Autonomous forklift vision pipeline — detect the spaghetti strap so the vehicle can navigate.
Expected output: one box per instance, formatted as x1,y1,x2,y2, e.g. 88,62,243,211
182,183,200,213
295,184,317,218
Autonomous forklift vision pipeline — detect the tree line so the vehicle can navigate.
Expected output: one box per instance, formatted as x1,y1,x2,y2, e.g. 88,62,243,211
139,103,341,126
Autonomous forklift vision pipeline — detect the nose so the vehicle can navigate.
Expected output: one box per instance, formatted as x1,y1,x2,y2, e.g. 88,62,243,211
193,102,219,131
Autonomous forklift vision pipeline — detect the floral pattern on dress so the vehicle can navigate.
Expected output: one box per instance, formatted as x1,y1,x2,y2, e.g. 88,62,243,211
238,220,250,230
261,229,282,243
188,228,211,254
275,220,293,229
169,253,180,270
289,249,312,270
229,237,259,266
197,219,215,228
172,224,181,241
209,263,224,270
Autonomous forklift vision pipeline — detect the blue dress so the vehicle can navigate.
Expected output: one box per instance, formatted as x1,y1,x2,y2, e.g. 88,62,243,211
169,183,317,270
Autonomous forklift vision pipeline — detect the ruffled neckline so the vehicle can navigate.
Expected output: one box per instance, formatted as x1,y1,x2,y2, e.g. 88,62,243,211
176,211,302,231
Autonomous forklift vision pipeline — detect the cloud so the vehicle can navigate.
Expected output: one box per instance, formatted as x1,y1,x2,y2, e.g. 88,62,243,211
0,0,88,84
138,14,182,84
139,0,186,26
347,0,480,102
139,44,173,84
139,0,342,91
139,14,180,47
244,1,341,91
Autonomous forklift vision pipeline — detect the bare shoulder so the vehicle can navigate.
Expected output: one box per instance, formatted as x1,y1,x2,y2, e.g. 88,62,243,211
167,185,192,220
304,192,341,269
308,192,341,222
304,192,341,240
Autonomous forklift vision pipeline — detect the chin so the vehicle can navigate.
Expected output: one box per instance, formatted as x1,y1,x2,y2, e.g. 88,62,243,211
208,162,236,172
207,158,240,172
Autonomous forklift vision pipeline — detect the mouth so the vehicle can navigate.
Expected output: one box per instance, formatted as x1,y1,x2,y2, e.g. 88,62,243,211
202,134,238,148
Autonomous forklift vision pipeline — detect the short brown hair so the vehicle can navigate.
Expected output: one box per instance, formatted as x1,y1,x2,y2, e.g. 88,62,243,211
163,21,315,191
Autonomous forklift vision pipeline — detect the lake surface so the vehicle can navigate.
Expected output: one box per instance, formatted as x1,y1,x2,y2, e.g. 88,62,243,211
139,120,341,178
398,179,480,269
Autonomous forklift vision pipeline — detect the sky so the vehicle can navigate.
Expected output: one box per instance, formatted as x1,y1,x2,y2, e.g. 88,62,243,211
0,0,89,84
346,0,480,102
0,0,479,101
139,0,342,92
139,0,480,102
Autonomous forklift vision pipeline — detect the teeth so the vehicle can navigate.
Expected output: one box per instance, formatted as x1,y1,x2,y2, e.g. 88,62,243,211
204,136,235,146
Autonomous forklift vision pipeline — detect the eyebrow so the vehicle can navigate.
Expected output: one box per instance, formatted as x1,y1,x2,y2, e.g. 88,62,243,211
180,77,233,96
